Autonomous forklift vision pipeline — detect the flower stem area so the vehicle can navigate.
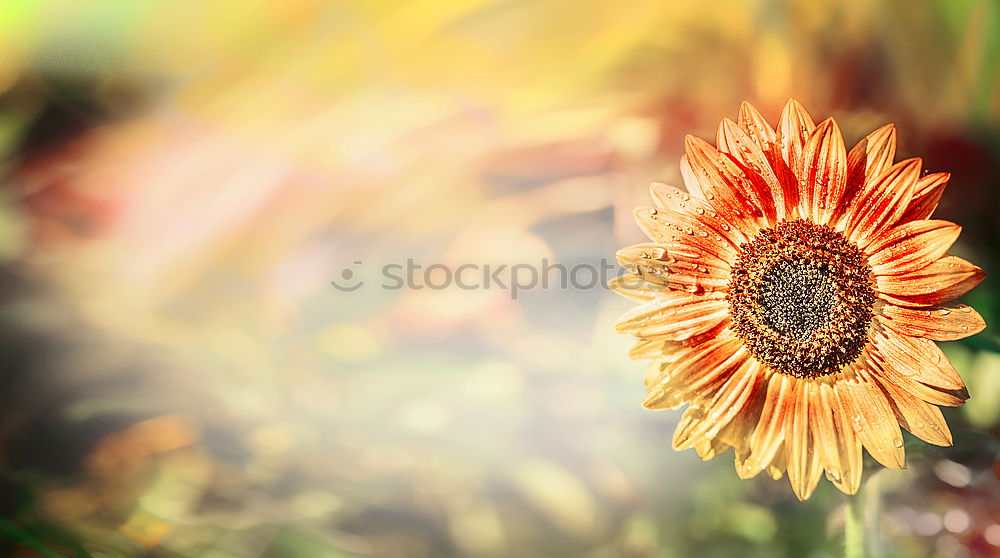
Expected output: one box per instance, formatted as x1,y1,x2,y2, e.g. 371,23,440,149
845,492,865,558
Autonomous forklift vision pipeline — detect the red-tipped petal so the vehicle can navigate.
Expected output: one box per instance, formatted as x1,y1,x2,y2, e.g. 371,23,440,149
738,101,777,152
776,99,816,206
798,117,847,225
843,158,922,246
879,302,986,341
899,172,949,223
739,101,799,215
876,255,984,307
648,182,750,244
838,124,897,221
867,220,961,276
717,118,783,223
684,135,768,227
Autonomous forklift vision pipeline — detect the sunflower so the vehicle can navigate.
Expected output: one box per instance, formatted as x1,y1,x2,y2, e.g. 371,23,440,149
611,100,986,500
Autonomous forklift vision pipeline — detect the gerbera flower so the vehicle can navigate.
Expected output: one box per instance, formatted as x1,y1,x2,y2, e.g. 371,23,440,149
612,100,985,500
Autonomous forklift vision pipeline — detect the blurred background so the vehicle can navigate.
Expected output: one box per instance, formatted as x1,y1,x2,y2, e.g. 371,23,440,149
0,1,998,557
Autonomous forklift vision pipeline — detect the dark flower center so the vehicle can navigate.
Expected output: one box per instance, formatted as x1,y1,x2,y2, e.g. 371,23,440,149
759,260,838,342
727,220,876,378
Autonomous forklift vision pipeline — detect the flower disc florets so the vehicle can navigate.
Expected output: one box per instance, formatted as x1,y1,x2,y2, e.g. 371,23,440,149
727,220,876,378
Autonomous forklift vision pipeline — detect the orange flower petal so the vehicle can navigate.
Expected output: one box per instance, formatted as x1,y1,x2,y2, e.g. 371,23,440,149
867,220,961,276
879,301,986,341
777,100,816,201
741,373,792,478
679,153,701,193
628,339,671,360
798,117,847,225
899,172,949,223
716,374,767,454
698,409,762,461
616,242,731,293
633,206,739,257
643,337,743,409
843,158,922,246
608,273,670,303
716,118,783,223
738,101,778,152
648,182,750,244
739,101,799,216
876,255,984,307
869,363,968,408
868,326,966,391
694,436,728,460
673,358,765,451
684,135,768,226
785,381,823,500
818,382,862,494
836,371,906,470
670,345,748,403
864,340,968,407
614,290,729,340
838,124,897,222
766,447,787,480
644,360,668,388
873,375,953,446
